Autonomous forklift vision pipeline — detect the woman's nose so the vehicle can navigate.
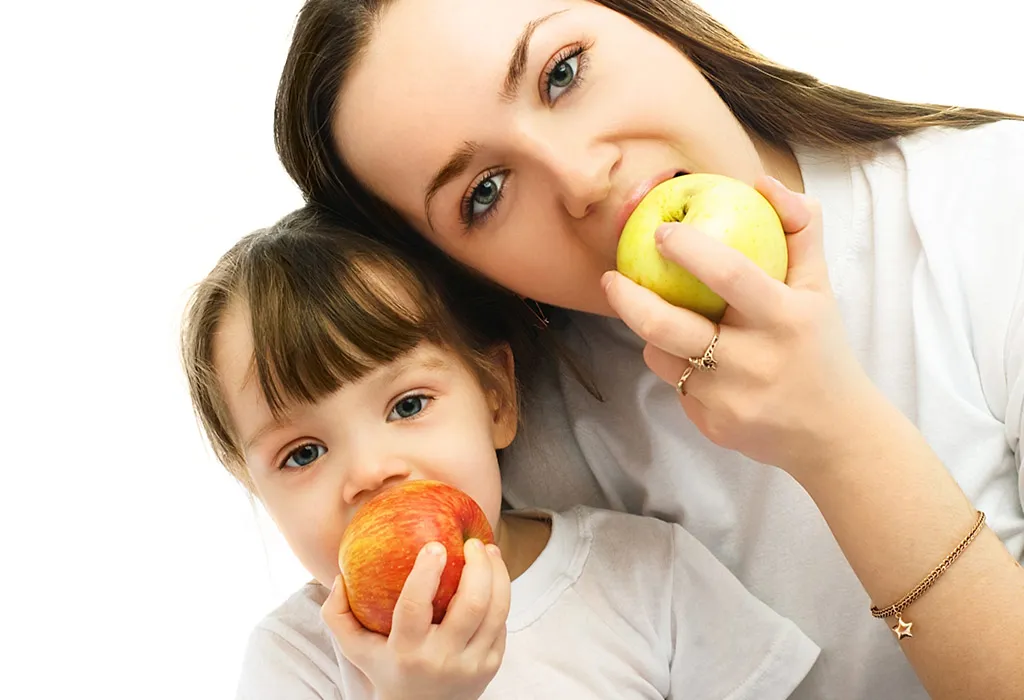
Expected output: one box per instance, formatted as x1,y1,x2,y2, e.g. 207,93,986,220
557,146,617,219
341,454,412,505
524,128,618,220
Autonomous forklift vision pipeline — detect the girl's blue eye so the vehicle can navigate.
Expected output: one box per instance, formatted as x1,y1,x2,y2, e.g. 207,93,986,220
547,54,579,101
389,395,430,421
282,443,326,469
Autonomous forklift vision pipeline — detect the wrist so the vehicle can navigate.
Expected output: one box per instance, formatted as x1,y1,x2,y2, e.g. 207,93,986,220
782,377,907,486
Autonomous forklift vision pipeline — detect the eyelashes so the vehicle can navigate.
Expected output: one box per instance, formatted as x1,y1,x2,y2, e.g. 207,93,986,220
460,169,508,229
542,42,590,105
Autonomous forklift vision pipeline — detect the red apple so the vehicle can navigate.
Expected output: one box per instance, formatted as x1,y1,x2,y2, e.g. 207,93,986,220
338,480,495,635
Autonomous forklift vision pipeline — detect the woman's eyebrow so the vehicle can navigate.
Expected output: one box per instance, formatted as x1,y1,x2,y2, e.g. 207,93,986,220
500,10,568,102
424,140,481,221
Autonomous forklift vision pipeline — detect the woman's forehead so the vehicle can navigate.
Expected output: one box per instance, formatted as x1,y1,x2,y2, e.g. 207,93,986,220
335,0,582,216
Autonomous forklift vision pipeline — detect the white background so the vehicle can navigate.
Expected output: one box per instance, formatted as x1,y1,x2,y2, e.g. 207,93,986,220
1,1,1021,697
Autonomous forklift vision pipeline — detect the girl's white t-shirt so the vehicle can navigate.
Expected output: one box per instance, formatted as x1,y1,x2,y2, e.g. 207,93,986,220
498,120,1024,700
235,507,819,699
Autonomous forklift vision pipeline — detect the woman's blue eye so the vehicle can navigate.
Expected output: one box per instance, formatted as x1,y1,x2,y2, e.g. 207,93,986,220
547,54,579,101
467,172,506,221
389,395,430,421
282,443,326,469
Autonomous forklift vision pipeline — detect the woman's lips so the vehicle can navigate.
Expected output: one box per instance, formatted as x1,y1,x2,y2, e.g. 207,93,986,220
615,170,689,238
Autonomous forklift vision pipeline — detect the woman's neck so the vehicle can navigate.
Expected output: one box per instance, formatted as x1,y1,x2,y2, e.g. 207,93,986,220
494,512,552,581
754,137,806,194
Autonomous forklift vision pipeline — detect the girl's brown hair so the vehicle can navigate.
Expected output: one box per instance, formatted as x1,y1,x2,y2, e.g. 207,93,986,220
273,0,1022,238
181,205,550,490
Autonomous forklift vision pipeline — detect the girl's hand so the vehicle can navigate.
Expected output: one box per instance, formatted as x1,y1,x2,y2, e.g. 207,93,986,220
603,175,879,478
321,539,510,700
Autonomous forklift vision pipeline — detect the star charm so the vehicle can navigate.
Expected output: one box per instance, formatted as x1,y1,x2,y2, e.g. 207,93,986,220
891,615,914,640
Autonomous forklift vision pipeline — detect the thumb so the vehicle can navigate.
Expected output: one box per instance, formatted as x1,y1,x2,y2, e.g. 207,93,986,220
322,575,382,668
755,175,831,292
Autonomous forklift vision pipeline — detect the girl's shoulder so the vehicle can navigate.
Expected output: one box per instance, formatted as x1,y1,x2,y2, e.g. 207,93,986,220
234,582,342,699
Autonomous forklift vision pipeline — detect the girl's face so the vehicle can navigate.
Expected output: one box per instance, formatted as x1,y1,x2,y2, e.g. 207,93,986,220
336,0,800,316
213,301,516,587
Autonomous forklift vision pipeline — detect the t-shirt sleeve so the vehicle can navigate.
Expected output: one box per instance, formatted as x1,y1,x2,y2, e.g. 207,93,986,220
234,624,341,700
905,121,1024,516
667,524,819,700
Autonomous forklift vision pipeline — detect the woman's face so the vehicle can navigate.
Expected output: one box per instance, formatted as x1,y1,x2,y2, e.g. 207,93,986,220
336,0,798,316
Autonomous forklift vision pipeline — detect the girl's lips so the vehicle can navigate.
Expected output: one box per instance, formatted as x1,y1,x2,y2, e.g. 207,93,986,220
615,170,689,237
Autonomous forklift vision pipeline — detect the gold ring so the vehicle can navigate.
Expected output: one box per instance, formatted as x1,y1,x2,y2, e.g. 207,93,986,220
675,323,721,396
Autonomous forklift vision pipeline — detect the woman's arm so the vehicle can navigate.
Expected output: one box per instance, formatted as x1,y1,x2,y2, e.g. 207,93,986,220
800,385,1024,700
603,175,1024,700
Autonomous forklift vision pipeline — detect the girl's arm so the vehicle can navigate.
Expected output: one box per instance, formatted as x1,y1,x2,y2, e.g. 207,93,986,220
604,175,1024,700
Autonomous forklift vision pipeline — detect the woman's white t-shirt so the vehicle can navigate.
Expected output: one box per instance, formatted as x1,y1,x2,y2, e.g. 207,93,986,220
499,120,1024,700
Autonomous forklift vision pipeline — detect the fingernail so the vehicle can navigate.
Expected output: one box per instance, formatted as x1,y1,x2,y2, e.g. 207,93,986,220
655,224,674,245
601,271,614,291
425,542,445,558
468,538,485,552
486,544,501,558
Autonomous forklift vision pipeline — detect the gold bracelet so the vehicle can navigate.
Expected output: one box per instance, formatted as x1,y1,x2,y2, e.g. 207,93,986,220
869,510,986,641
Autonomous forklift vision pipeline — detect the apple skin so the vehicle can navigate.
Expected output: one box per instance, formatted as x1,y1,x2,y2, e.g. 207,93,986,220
616,173,788,321
338,480,495,636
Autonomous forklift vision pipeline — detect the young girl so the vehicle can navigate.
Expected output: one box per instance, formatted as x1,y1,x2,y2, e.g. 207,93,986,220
271,1,1024,699
181,206,819,699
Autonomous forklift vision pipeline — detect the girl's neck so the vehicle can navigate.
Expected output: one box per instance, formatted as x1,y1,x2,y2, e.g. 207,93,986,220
494,512,552,581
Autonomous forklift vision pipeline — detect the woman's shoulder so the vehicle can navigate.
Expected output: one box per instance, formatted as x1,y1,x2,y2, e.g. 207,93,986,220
897,118,1024,161
884,121,1024,259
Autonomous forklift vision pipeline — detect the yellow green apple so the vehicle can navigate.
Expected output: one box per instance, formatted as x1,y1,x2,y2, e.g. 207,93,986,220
616,173,788,321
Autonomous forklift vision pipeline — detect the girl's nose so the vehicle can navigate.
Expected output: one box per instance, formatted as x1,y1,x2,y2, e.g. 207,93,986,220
341,455,412,505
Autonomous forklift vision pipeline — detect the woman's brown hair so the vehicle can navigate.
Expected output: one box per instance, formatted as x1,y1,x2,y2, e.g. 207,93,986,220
273,0,1022,237
180,205,551,490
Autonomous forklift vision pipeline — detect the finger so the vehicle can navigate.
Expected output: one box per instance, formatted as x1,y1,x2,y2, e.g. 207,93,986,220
438,538,493,649
653,222,787,321
755,175,830,291
754,175,811,233
602,270,723,360
389,542,447,652
321,575,385,668
643,342,699,393
466,544,511,656
485,621,508,673
643,343,712,407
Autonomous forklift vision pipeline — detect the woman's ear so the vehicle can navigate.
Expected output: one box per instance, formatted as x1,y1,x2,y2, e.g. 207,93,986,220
486,344,519,449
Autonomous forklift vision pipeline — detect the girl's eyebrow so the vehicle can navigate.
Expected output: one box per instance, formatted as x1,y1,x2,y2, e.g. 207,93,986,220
421,9,569,225
243,417,287,454
378,353,452,388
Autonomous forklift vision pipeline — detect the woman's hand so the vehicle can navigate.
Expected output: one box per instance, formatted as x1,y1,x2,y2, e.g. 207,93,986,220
602,175,879,477
322,539,510,700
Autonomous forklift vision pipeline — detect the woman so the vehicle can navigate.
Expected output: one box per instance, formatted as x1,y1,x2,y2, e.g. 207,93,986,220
271,1,1024,697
